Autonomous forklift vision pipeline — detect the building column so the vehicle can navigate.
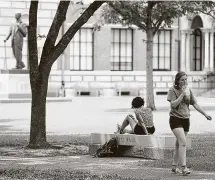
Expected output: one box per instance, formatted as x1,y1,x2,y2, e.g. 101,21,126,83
185,30,192,72
210,31,214,71
204,29,210,71
180,30,186,71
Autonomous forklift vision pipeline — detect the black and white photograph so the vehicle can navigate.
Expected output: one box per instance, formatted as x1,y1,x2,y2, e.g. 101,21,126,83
0,0,214,179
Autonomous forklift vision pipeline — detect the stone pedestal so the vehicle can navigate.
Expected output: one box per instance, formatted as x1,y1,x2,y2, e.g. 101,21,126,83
0,69,31,98
0,69,58,99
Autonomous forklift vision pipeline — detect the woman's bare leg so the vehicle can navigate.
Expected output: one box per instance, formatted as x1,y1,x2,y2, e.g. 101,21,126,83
172,139,179,166
172,131,188,167
172,128,187,167
120,114,138,133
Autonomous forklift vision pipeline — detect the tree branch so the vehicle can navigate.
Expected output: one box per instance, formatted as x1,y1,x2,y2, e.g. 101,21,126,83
153,13,165,35
153,20,163,36
152,2,176,35
40,0,70,68
28,0,39,76
108,1,147,30
197,8,215,19
46,1,105,66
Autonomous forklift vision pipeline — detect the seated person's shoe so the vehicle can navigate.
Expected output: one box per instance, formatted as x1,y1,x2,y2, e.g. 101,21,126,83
119,129,124,134
115,124,124,134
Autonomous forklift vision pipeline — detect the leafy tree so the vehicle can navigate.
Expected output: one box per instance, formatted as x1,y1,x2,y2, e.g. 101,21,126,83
101,1,215,110
184,1,215,19
28,0,105,148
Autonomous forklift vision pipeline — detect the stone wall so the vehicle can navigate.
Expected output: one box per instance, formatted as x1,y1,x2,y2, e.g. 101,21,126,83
48,70,207,97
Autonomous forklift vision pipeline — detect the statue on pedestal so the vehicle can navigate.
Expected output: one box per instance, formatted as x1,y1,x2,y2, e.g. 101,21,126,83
4,13,27,69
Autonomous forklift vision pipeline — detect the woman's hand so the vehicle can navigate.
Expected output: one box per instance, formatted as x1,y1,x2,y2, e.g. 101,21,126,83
193,103,212,121
205,114,212,121
182,86,190,96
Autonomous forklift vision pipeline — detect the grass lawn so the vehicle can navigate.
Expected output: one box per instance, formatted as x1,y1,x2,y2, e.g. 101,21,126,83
137,133,215,172
0,169,138,180
0,133,214,179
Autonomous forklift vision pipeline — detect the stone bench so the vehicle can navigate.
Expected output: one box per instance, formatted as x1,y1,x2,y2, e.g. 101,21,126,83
89,133,192,160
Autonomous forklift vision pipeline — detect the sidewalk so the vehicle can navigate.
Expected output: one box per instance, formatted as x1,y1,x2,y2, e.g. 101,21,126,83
0,96,214,135
0,97,73,103
0,155,215,179
0,95,214,110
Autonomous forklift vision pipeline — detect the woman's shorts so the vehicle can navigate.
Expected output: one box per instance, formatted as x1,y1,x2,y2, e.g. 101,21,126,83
169,116,190,132
134,124,155,135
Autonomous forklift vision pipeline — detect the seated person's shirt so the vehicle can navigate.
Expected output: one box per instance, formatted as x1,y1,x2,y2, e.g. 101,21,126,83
167,86,197,119
134,107,154,128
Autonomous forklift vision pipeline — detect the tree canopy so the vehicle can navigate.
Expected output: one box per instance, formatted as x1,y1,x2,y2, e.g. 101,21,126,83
100,1,215,110
101,1,215,34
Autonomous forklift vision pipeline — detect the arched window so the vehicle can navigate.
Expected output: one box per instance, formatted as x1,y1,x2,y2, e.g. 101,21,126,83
192,28,202,71
191,16,203,29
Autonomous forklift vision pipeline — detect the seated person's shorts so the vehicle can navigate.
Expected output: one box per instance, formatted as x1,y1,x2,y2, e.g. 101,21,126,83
169,116,190,132
134,124,155,135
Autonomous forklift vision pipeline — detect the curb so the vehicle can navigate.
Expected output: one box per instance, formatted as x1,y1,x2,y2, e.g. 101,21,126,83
0,98,73,103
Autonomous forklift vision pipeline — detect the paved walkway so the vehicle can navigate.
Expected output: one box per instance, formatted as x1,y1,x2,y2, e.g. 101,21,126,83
0,155,215,180
0,95,214,110
0,96,214,135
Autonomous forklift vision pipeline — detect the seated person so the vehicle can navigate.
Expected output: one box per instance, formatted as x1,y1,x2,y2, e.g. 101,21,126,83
117,97,155,135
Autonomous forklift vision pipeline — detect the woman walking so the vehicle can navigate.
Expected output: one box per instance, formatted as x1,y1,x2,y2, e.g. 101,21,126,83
167,71,212,175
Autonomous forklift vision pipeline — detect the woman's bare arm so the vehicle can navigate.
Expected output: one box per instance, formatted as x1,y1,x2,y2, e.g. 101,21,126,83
170,93,184,108
193,103,212,120
136,114,148,135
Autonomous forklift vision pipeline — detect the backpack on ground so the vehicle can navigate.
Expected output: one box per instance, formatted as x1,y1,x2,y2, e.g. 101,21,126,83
93,137,118,157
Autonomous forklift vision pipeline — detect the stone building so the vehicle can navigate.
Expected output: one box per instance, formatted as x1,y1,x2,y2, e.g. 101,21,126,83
0,1,214,98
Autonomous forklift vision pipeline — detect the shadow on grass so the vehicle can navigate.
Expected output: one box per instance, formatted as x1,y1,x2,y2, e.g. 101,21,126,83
0,134,91,147
0,134,91,158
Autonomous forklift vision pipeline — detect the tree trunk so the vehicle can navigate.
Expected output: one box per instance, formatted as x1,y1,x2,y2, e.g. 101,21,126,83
146,29,156,110
28,72,50,148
